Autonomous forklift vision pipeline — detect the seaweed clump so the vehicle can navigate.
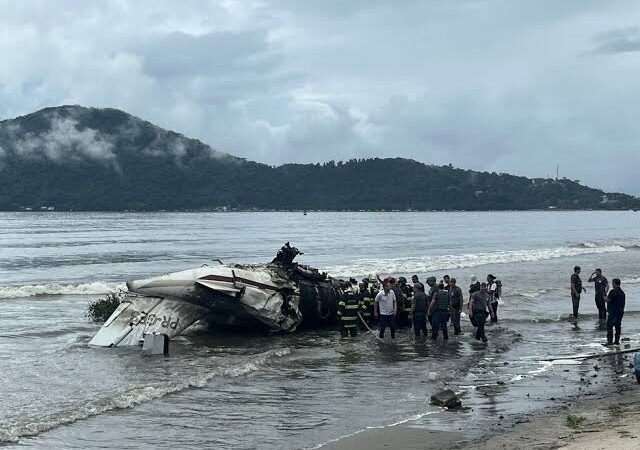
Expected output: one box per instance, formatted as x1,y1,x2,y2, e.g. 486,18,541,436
86,292,122,322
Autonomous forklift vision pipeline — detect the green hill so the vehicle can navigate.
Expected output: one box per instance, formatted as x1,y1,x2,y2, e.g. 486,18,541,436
0,105,637,211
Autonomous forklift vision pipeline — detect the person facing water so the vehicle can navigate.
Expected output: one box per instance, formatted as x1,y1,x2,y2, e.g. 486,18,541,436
469,282,491,342
604,278,625,346
374,281,397,339
410,282,429,337
588,268,609,323
337,281,362,338
487,274,499,322
428,282,450,341
448,277,464,335
425,276,438,325
359,280,374,328
570,266,587,320
397,276,413,327
468,275,480,309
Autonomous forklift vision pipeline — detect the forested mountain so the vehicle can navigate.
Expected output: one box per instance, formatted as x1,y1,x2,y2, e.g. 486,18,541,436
0,106,638,211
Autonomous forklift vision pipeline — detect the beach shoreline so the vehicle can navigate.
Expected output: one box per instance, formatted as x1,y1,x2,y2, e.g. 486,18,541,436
320,352,640,450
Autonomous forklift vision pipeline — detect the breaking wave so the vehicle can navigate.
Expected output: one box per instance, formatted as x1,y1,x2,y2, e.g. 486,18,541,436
0,348,291,443
0,281,126,299
326,244,626,277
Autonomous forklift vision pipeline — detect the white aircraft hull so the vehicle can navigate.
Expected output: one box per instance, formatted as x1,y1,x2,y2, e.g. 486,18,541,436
90,260,337,347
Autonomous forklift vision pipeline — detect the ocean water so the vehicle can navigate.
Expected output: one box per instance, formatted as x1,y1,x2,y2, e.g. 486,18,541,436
1,211,639,449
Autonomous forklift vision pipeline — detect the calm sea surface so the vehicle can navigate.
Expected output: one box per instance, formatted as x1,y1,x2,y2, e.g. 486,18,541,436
0,211,639,448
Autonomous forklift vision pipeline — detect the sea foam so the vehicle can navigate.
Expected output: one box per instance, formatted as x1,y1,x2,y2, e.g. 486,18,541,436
325,244,626,277
0,281,126,300
0,347,291,443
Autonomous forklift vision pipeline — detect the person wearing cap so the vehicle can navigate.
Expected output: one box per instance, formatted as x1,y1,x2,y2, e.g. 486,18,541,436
448,277,464,335
468,275,481,325
570,266,586,320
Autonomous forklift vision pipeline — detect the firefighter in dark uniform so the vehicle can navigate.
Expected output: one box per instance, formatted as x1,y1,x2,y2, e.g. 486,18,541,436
368,275,380,325
359,279,374,329
337,281,362,337
401,277,413,327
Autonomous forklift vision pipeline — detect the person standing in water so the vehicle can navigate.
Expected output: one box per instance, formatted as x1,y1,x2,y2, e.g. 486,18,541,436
469,282,491,342
374,280,397,339
448,277,464,335
605,279,625,346
487,274,499,322
588,268,609,323
570,266,586,320
428,282,450,341
410,282,429,337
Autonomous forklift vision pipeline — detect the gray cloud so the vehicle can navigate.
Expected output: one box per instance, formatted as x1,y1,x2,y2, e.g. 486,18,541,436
592,27,640,54
0,0,639,194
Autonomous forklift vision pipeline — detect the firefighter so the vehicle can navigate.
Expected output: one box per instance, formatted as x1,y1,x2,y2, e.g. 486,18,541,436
337,281,362,337
359,280,374,329
396,277,412,327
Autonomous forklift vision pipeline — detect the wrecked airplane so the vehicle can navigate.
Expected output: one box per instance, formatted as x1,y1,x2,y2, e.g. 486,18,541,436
89,243,342,347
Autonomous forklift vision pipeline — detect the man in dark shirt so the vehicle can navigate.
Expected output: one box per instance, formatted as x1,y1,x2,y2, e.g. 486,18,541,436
588,268,609,322
425,276,437,326
443,274,451,290
605,278,625,345
570,266,587,320
448,278,464,335
410,282,429,337
469,283,491,342
428,282,450,340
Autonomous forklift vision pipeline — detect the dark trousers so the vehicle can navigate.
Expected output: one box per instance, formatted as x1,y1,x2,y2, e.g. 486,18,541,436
431,311,449,340
340,325,357,337
413,315,428,337
450,307,461,334
473,311,487,340
490,301,498,322
571,293,580,318
595,293,607,321
379,314,396,339
606,312,623,344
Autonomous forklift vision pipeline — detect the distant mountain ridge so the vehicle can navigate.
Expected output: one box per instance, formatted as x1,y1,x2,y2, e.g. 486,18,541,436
0,105,638,211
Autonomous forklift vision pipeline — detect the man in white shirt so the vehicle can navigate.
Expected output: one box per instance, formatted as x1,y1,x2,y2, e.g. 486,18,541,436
374,280,397,339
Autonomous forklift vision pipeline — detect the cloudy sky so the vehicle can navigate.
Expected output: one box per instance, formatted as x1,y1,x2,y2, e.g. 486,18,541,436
1,0,639,194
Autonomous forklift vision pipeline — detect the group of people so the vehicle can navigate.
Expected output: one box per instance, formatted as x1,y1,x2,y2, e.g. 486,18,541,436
337,265,628,347
336,273,502,343
570,266,627,345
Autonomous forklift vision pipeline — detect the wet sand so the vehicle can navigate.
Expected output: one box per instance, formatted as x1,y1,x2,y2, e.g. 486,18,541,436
323,353,640,450
457,374,640,450
319,426,463,450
